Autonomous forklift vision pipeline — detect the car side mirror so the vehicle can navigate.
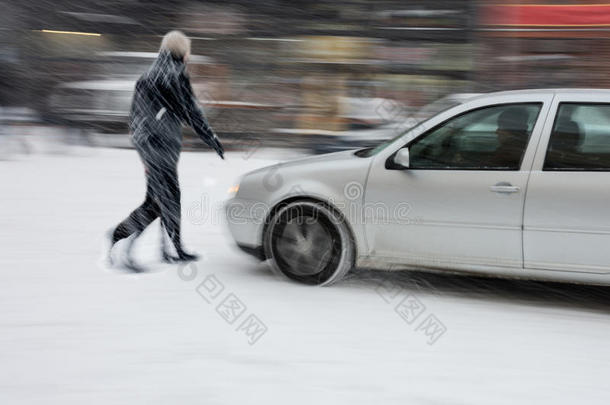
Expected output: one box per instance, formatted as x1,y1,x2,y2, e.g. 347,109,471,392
392,148,410,169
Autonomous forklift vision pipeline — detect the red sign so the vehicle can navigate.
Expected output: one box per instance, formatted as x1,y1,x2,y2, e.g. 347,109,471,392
483,4,610,27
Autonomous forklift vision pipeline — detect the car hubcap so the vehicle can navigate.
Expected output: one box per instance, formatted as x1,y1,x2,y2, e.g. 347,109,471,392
276,217,333,276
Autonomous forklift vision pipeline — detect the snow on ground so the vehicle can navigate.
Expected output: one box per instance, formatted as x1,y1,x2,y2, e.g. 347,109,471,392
1,146,610,404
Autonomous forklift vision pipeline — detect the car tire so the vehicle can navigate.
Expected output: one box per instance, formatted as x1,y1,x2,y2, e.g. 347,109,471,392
264,201,354,286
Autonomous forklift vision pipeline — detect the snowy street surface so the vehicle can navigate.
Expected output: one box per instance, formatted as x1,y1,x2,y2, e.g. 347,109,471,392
1,147,610,404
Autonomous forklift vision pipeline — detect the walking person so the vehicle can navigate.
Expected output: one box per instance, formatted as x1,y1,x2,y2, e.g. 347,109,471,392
108,30,224,270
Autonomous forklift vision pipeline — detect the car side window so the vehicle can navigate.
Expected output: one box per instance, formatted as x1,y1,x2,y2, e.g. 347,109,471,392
409,103,542,170
544,103,610,171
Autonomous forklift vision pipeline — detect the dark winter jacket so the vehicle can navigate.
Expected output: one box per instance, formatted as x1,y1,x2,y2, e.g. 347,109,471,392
129,50,223,160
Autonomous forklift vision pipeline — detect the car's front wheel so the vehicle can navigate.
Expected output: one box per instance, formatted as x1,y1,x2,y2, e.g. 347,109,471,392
264,201,354,286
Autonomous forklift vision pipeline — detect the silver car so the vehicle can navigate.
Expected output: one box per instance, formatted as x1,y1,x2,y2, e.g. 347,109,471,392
226,89,610,286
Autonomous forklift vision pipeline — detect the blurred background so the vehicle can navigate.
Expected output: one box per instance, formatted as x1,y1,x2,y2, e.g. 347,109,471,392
3,0,610,155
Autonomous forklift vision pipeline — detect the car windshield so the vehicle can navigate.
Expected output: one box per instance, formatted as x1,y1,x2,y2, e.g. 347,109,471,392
356,96,465,157
356,122,424,157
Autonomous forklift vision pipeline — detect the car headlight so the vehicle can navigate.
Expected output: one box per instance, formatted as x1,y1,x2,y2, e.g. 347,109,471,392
227,184,240,196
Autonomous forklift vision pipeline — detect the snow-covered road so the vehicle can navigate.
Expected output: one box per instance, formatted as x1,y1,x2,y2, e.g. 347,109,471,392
1,147,610,404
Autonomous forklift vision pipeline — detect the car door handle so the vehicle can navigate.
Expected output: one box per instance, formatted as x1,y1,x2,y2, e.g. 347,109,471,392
489,183,520,194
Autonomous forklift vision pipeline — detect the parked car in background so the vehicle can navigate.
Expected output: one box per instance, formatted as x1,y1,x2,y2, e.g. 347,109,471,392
50,79,134,142
48,52,219,148
226,89,610,286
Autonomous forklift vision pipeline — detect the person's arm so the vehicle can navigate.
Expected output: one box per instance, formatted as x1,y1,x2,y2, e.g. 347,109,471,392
128,79,142,134
176,72,224,159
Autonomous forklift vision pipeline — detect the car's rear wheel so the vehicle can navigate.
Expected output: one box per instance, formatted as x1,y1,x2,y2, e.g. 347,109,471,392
264,201,354,286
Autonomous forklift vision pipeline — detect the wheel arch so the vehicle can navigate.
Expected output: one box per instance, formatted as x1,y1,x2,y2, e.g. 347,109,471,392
261,195,358,264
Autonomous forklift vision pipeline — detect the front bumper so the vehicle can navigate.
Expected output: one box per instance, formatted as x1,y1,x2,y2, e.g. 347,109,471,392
224,197,267,257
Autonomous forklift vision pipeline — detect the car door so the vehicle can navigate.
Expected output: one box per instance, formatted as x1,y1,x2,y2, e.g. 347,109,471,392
524,94,610,274
363,93,553,271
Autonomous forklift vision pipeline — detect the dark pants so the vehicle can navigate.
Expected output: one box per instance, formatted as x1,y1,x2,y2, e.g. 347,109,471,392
112,142,183,253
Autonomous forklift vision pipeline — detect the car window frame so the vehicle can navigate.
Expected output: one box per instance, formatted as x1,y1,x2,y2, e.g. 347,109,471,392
543,102,610,172
386,102,544,171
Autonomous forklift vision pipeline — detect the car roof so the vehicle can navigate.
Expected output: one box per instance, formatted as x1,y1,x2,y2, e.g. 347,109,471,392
461,89,610,105
447,93,482,100
476,88,610,98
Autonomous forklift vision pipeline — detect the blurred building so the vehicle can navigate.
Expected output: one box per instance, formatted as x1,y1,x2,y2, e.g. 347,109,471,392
3,0,610,150
478,0,610,89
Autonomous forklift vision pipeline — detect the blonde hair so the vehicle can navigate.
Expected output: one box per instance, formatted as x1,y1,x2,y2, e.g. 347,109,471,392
160,30,191,59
